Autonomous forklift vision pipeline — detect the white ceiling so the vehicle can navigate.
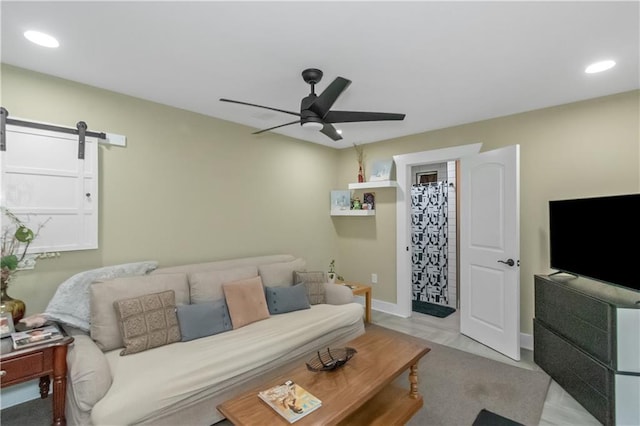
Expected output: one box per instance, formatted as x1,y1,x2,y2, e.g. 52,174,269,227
1,1,638,149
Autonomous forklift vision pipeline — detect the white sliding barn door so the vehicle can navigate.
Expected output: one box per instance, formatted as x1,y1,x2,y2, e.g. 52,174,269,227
0,125,98,253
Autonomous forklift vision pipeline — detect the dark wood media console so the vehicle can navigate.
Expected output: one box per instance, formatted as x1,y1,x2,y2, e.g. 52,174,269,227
533,274,640,426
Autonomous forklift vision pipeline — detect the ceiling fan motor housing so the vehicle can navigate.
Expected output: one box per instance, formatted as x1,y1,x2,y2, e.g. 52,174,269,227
301,94,322,126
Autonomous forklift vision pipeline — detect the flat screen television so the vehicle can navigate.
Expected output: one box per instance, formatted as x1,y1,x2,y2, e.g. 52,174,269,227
549,193,639,292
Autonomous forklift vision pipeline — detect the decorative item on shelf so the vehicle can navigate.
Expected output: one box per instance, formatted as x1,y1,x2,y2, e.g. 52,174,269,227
353,143,365,183
352,197,362,210
369,159,393,181
363,192,375,210
1,207,54,322
306,347,357,372
330,190,351,211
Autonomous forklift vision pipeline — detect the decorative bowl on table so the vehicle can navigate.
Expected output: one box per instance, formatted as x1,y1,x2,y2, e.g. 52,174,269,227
306,347,357,372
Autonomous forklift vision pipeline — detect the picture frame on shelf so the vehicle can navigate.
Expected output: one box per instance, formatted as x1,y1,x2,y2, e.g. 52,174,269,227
363,192,375,210
331,190,351,211
0,311,15,338
369,159,393,181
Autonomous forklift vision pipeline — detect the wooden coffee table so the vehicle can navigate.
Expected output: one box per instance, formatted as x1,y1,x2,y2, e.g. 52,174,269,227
218,324,431,425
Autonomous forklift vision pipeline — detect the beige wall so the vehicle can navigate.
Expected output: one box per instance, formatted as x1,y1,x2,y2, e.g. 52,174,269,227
1,64,340,315
2,64,638,335
334,90,640,333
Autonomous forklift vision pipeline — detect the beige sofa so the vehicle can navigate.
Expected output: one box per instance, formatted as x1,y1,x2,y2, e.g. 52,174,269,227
62,254,365,426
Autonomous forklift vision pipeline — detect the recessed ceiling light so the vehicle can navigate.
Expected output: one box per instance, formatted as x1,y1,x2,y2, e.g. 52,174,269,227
24,30,59,48
585,60,616,74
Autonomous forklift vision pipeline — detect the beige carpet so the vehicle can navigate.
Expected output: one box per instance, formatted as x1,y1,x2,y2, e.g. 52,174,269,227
404,338,551,426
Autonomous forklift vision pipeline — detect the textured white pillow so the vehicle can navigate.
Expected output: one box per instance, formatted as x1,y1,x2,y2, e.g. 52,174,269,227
44,261,158,331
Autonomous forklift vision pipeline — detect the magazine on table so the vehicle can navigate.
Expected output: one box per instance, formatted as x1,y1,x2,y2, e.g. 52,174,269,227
11,324,63,350
258,380,322,423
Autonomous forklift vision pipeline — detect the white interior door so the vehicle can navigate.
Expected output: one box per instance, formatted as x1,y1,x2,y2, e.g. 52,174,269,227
460,145,520,360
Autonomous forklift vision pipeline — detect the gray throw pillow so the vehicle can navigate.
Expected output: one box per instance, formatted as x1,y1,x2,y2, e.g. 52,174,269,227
264,283,311,315
293,271,327,304
176,300,232,342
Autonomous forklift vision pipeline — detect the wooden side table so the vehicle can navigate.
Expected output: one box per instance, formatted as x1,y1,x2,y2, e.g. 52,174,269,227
1,324,74,426
341,282,372,323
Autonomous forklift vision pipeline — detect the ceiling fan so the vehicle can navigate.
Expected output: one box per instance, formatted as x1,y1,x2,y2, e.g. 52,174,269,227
220,68,405,141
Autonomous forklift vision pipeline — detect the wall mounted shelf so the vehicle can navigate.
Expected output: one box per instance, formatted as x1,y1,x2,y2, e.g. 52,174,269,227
330,209,376,217
348,181,397,190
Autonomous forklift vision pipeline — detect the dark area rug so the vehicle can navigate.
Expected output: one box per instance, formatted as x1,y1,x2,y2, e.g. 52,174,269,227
412,300,456,318
473,408,525,426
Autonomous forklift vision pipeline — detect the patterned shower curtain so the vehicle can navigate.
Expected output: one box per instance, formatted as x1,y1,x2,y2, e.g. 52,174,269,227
411,181,448,305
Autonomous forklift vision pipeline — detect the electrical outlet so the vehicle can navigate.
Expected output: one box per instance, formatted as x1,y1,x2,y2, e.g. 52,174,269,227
371,273,378,284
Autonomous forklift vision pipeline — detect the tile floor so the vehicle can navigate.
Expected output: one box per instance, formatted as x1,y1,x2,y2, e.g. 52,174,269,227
371,309,602,426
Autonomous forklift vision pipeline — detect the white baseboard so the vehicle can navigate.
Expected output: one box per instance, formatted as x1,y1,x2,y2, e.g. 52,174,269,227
520,332,534,351
371,298,410,317
0,379,43,409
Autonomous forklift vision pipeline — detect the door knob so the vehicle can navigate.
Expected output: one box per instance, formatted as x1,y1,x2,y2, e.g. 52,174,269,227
498,259,515,267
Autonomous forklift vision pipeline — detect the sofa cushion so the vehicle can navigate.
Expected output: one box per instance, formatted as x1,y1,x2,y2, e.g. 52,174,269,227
176,300,232,341
114,290,181,355
293,271,327,304
92,303,365,426
223,276,270,329
265,283,311,315
90,273,189,351
258,258,306,287
188,266,258,304
44,260,159,332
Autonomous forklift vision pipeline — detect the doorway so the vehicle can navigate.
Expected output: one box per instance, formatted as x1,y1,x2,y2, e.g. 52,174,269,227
394,143,481,318
410,161,458,316
394,143,522,361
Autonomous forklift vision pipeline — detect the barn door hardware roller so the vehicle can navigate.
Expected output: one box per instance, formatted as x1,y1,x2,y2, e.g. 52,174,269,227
0,107,106,158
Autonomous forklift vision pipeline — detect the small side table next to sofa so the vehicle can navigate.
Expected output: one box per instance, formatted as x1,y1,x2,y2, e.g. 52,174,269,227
0,322,74,426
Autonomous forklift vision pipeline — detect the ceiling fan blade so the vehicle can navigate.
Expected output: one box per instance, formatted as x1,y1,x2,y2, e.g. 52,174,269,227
309,77,352,118
324,110,406,123
252,120,302,135
220,98,301,117
320,123,343,141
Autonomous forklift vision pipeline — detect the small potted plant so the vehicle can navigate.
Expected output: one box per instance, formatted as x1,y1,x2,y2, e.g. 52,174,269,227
328,260,337,284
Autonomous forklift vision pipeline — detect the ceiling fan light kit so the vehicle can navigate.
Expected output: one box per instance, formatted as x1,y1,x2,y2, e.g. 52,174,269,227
220,68,406,142
302,121,324,130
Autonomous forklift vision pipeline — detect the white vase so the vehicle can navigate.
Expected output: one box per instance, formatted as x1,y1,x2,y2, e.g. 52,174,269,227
328,274,336,284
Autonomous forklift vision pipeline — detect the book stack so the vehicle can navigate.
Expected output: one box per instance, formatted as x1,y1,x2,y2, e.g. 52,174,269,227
258,380,321,423
11,324,63,350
